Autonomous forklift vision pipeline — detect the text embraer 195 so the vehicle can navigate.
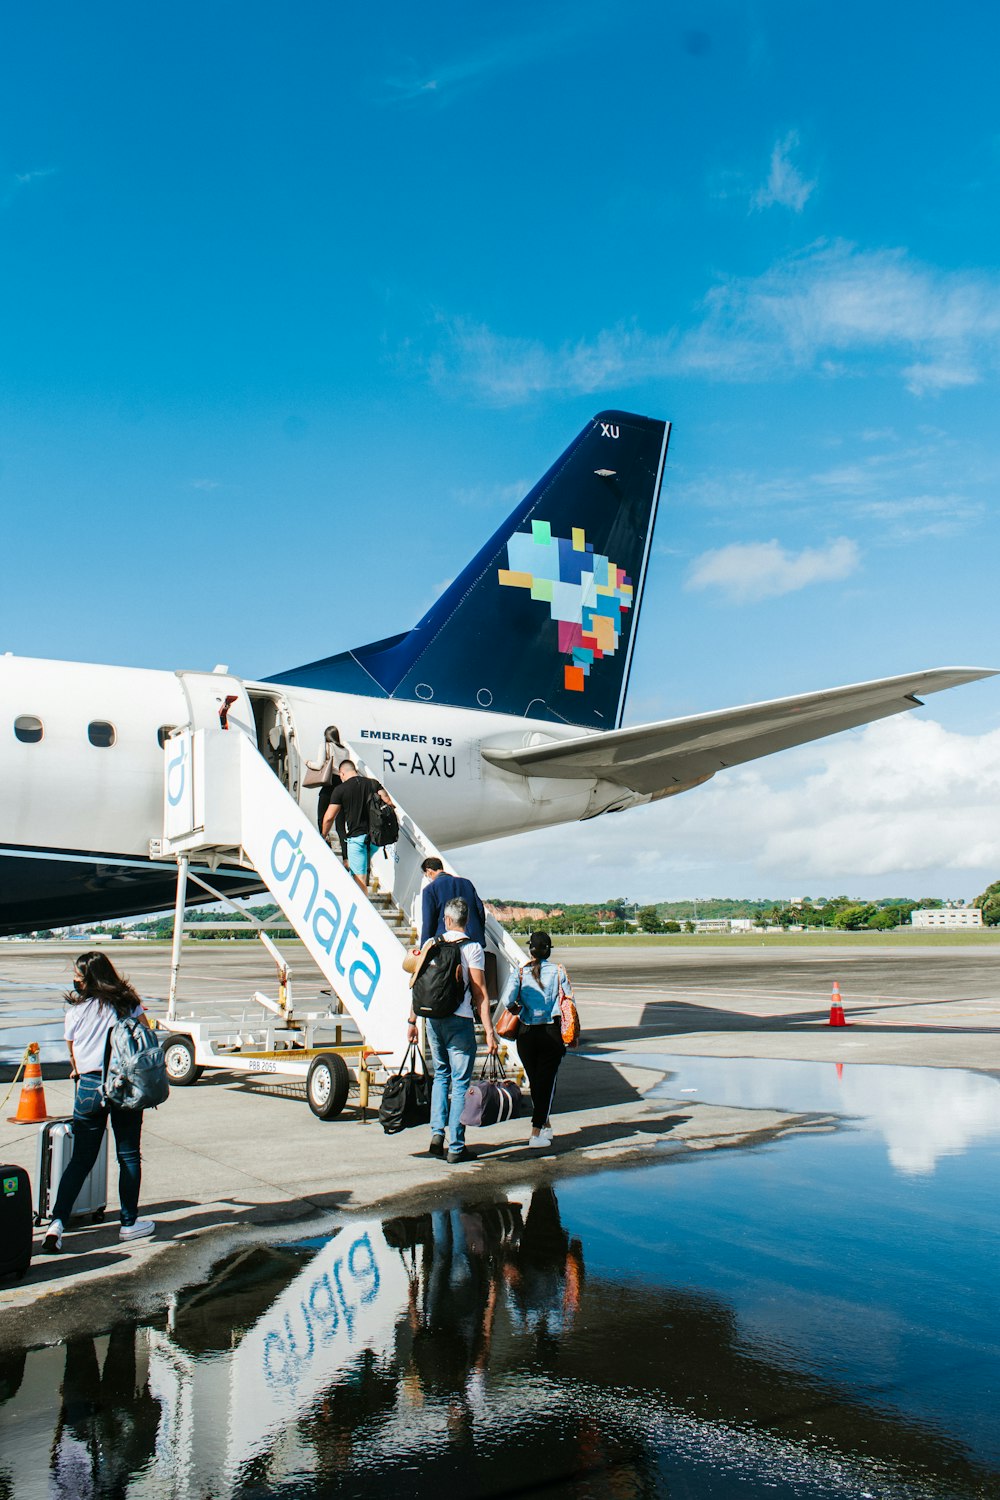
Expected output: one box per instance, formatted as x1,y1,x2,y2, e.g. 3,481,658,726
0,410,993,933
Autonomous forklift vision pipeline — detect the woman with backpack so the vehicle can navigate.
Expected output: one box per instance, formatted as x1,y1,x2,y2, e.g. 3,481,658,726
500,932,574,1149
42,951,156,1254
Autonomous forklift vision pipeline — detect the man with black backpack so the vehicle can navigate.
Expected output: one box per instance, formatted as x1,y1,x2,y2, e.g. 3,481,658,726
321,760,397,893
406,896,497,1164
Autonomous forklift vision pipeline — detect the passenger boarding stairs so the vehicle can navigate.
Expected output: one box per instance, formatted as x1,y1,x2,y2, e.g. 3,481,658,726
153,719,523,1071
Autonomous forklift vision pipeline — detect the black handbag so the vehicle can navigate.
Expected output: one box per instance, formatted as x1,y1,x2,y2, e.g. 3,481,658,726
378,1042,431,1134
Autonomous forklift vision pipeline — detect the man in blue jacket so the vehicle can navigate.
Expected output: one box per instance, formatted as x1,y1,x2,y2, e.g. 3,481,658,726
419,858,487,947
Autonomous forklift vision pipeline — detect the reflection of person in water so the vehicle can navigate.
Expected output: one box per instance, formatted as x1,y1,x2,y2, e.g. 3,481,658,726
504,1186,585,1348
385,1189,583,1430
50,1328,161,1499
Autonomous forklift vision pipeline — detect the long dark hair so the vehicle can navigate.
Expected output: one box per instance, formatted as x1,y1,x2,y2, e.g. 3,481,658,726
528,931,552,987
67,951,141,1019
324,725,344,747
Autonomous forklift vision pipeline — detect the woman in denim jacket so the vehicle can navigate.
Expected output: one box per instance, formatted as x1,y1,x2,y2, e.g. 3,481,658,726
42,951,155,1254
500,931,573,1149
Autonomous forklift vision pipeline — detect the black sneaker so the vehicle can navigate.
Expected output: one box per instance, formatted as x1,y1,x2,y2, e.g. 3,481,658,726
429,1134,445,1158
447,1146,472,1165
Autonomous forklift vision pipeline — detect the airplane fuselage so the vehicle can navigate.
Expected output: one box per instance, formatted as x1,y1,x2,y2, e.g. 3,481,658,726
0,654,645,933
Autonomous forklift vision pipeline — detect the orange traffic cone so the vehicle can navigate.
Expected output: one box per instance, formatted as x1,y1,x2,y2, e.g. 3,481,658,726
835,1062,844,1081
7,1043,53,1124
828,981,847,1028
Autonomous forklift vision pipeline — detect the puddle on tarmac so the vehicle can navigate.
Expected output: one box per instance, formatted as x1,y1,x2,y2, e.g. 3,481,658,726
608,1053,1000,1175
0,978,74,1069
2,1059,999,1499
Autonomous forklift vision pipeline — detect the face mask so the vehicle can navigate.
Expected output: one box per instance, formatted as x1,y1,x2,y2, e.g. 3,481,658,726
72,977,84,993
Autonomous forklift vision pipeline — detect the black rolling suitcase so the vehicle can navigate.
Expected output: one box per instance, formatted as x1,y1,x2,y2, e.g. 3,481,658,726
0,1166,33,1280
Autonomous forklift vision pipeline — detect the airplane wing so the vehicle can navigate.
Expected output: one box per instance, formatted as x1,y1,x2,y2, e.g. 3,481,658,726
480,668,997,796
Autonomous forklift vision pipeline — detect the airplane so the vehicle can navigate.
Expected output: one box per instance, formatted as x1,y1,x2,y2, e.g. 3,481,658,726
1,408,993,936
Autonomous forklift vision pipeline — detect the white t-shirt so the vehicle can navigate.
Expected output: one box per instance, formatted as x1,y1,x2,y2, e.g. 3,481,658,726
64,997,143,1073
442,930,485,1021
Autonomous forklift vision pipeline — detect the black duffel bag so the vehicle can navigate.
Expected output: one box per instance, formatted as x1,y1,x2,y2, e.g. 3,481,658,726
379,1042,431,1134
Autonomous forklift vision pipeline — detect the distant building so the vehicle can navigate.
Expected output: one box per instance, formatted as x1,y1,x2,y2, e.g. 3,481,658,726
688,917,764,934
911,907,983,929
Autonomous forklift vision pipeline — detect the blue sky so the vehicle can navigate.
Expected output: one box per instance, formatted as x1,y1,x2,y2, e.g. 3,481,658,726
3,2,999,900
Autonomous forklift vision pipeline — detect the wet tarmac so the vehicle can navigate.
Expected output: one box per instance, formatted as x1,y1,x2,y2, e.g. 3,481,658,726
2,942,999,1495
2,1058,998,1498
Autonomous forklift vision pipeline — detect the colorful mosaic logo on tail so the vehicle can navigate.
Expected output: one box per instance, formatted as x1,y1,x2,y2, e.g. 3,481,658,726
498,520,633,692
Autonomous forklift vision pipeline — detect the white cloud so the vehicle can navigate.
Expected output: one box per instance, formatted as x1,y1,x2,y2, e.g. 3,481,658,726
452,714,1000,903
751,131,815,213
2,166,57,211
903,361,979,396
724,716,1000,880
377,13,595,108
855,492,984,538
666,430,987,544
429,317,674,405
685,537,859,603
14,167,56,186
427,241,1000,402
683,240,1000,380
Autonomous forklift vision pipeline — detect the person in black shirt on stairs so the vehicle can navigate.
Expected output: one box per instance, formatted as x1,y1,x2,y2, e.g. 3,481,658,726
321,760,395,893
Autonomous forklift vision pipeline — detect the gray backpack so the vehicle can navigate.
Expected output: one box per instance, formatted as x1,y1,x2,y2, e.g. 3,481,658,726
103,1017,170,1111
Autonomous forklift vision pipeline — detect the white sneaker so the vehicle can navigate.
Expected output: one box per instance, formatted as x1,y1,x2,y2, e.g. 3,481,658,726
538,1126,554,1147
119,1218,156,1242
527,1130,548,1148
42,1218,64,1254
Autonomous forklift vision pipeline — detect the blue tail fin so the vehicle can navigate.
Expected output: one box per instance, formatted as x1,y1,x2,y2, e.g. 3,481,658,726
269,410,669,729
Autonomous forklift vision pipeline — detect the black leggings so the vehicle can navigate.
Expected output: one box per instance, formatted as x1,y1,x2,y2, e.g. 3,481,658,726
518,1022,565,1128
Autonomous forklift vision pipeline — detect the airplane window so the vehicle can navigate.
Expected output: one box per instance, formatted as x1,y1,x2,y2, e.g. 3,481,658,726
88,721,117,748
157,725,178,748
14,715,43,744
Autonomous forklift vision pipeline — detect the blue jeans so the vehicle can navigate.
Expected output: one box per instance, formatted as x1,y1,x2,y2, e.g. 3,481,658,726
51,1072,143,1228
426,1015,477,1151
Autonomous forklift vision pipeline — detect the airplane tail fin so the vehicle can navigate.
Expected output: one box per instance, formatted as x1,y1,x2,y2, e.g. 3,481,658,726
268,410,669,729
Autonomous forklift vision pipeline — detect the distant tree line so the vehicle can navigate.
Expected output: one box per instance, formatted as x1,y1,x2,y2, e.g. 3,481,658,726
16,905,295,942
487,893,964,935
131,904,294,939
975,881,1000,925
16,886,1000,941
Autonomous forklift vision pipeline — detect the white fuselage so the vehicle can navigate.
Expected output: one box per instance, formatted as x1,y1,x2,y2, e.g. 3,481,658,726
0,654,645,906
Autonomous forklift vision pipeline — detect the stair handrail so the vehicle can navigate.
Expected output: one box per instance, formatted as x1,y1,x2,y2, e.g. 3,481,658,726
352,751,524,1008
